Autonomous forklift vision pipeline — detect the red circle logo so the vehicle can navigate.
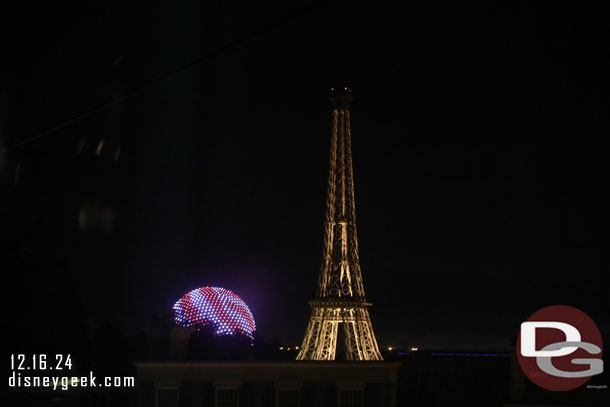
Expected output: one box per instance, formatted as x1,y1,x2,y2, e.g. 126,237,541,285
517,305,603,391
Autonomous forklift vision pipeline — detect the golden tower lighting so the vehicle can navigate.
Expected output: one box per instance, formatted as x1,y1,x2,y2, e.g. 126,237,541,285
297,85,383,361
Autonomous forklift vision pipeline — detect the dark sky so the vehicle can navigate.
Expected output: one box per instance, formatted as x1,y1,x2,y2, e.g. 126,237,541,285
3,1,608,350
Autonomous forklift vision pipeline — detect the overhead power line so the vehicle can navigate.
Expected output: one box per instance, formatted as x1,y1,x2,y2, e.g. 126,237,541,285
1,0,327,153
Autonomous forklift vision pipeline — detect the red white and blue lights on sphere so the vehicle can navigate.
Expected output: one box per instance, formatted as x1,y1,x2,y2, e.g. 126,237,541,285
173,286,256,340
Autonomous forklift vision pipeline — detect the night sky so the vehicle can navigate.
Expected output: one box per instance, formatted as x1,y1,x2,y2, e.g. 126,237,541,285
3,2,608,350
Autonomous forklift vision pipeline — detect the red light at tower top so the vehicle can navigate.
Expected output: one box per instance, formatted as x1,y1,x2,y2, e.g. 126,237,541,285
173,286,256,340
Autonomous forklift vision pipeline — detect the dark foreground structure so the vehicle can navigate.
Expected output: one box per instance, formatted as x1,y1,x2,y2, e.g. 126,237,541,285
5,333,608,406
134,360,398,407
129,329,608,407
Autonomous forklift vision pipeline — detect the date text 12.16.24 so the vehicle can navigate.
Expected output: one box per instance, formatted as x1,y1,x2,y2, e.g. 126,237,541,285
10,354,72,371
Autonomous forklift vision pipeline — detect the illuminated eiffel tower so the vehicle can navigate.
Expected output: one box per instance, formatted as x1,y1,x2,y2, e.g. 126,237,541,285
297,85,383,361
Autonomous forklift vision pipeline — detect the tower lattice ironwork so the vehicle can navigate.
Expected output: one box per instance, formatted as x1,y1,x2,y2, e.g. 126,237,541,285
296,85,383,361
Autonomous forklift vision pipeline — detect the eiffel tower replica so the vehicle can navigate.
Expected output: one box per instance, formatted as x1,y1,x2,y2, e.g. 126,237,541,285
297,84,383,361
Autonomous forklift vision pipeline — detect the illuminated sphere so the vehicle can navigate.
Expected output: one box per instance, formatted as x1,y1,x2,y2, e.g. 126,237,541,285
173,287,256,340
